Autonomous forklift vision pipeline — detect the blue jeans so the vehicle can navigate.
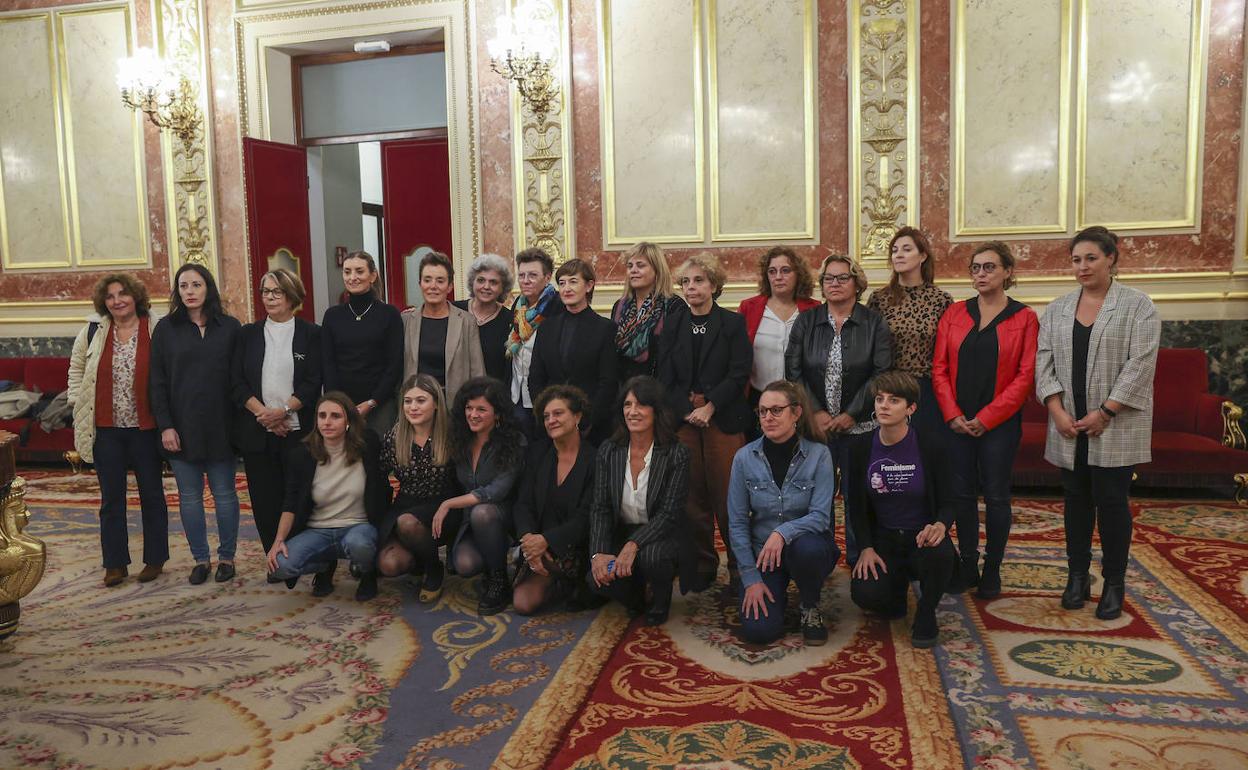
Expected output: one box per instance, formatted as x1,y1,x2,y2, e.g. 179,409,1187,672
271,523,379,578
827,432,868,566
948,416,1021,563
169,457,240,564
94,427,168,569
739,530,839,644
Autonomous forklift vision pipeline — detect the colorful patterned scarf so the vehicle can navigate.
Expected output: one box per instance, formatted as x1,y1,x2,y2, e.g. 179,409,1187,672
613,291,668,363
506,284,559,359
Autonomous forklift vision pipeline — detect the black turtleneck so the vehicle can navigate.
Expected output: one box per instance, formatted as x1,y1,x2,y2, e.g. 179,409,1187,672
321,291,404,406
762,432,800,487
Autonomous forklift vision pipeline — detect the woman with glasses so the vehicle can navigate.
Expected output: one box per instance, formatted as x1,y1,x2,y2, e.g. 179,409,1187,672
453,254,515,386
233,269,322,557
867,228,953,446
785,254,892,567
737,247,819,430
932,243,1038,597
727,380,837,646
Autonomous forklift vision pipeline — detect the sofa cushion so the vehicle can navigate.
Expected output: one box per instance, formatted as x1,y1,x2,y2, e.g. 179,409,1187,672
1152,348,1207,434
1143,431,1247,475
23,357,70,394
0,359,26,385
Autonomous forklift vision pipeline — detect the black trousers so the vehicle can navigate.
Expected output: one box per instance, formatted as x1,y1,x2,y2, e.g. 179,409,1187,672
851,526,956,619
94,427,169,569
1060,436,1135,584
242,430,306,554
590,526,678,610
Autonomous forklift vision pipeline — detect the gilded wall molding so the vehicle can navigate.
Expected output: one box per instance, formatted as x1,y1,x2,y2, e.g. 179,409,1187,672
848,0,918,266
508,0,575,263
154,0,218,272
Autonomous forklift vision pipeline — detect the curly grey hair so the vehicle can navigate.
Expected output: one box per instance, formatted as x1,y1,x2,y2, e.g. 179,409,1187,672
465,253,515,299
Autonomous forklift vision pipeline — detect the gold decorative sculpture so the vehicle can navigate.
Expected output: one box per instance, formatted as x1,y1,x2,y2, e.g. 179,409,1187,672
0,432,46,640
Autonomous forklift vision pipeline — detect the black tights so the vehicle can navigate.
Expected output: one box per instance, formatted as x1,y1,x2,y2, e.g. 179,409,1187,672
451,504,510,577
377,514,439,577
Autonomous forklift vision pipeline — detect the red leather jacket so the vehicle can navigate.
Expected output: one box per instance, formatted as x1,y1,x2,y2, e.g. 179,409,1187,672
738,294,821,342
932,299,1039,431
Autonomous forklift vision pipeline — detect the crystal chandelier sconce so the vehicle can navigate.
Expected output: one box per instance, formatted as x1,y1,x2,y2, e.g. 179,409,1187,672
487,0,561,125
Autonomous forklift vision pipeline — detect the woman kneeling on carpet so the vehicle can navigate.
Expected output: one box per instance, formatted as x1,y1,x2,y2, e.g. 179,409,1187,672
432,376,525,616
376,374,458,603
727,380,838,646
588,376,690,625
848,371,956,648
267,392,392,601
511,384,597,614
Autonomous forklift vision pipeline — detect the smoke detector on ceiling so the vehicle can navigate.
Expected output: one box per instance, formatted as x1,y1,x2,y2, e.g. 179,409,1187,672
353,40,391,53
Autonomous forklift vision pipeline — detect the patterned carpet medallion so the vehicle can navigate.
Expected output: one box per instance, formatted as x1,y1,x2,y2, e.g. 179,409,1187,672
1,471,1245,769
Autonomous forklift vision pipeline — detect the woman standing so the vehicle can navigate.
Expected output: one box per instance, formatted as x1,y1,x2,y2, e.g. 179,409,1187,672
867,228,953,442
660,253,752,592
150,264,242,585
321,251,404,436
728,381,837,646
402,251,485,404
612,242,682,383
527,258,619,445
453,254,515,386
588,376,690,625
932,243,1038,598
432,376,525,615
267,392,391,601
737,246,819,416
848,371,957,649
376,374,458,603
512,385,597,614
232,268,322,556
507,248,561,437
785,254,892,567
68,274,168,586
1036,226,1160,620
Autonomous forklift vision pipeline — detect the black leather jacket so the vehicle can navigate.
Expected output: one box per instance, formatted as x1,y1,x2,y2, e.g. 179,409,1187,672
784,302,893,421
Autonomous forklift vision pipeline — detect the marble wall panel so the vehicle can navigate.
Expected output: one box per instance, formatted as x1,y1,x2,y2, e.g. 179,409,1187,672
602,0,702,242
1082,0,1202,227
59,6,147,266
957,0,1066,233
711,0,811,239
0,13,71,269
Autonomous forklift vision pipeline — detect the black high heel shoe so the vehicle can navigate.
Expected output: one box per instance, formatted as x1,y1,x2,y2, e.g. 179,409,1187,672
1061,572,1091,609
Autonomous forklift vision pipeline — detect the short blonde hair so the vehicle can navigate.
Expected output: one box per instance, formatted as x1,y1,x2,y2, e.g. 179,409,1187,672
819,254,869,300
623,241,675,300
260,267,306,309
677,252,727,300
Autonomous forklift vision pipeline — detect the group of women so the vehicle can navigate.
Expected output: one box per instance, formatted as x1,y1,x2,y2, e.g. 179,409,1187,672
67,223,1160,648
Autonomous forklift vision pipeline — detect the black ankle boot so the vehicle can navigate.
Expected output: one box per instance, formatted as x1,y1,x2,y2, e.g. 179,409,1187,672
1061,572,1091,610
478,569,510,615
644,584,673,626
976,559,1002,600
1095,582,1124,620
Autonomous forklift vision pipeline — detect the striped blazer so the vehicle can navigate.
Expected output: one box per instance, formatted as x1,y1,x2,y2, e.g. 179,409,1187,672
587,438,690,560
1035,280,1160,469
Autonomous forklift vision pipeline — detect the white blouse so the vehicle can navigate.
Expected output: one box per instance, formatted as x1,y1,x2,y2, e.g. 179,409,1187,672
619,442,653,526
261,317,299,431
751,305,799,390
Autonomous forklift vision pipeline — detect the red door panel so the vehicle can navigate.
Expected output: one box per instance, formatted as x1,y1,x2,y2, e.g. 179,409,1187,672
380,138,452,307
243,137,314,321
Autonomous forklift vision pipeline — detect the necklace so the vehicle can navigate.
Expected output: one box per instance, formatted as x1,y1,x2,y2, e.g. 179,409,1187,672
471,301,500,325
691,320,708,335
353,301,375,321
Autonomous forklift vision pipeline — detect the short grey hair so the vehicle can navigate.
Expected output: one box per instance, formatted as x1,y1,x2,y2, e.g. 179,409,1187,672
465,253,514,298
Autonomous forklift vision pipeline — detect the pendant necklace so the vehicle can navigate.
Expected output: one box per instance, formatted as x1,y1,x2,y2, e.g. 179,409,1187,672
354,301,375,322
692,320,708,335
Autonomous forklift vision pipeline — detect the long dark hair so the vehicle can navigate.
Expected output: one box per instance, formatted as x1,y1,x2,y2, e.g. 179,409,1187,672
610,375,678,447
449,376,524,469
167,263,224,323
304,391,367,465
880,226,936,305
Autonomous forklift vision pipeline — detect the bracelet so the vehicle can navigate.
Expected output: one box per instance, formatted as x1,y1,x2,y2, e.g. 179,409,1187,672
1099,404,1117,419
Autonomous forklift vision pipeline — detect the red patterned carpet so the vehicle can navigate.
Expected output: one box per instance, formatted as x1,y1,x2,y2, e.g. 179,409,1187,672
3,470,1247,769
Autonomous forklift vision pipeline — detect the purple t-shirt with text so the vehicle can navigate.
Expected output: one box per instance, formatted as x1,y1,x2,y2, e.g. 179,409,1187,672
867,429,927,531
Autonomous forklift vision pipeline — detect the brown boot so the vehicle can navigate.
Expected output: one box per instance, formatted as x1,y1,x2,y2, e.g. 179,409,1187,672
137,563,164,583
103,567,128,587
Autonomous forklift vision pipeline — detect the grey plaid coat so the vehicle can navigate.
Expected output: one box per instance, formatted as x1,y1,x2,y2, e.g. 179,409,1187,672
1035,280,1161,470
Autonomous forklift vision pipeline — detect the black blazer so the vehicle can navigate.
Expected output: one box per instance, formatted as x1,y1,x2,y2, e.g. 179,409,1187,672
587,439,689,560
149,314,241,462
846,427,952,551
512,440,596,558
527,307,619,439
281,432,392,538
658,303,753,434
230,318,322,453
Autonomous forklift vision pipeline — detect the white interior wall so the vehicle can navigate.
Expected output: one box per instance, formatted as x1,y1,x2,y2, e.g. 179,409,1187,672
320,143,365,301
263,48,296,144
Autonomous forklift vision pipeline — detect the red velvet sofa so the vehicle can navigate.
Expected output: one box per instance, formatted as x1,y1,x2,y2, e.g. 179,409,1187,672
1016,348,1247,496
0,357,75,462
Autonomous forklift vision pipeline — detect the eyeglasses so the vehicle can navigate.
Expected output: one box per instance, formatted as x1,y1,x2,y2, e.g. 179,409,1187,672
821,273,853,286
968,263,1000,275
756,403,796,418
259,287,286,298
767,266,794,276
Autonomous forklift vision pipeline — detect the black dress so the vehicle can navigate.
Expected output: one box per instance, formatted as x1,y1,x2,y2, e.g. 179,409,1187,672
378,430,459,543
453,299,512,386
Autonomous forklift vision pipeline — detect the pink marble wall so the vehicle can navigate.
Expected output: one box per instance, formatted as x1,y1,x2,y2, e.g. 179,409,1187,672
477,0,516,259
919,0,1246,279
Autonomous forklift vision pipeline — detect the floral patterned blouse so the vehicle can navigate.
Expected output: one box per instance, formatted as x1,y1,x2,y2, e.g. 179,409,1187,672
867,283,953,378
111,329,140,428
381,429,456,501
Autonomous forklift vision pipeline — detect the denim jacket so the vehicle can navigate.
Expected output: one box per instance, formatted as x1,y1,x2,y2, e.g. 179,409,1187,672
726,435,835,588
